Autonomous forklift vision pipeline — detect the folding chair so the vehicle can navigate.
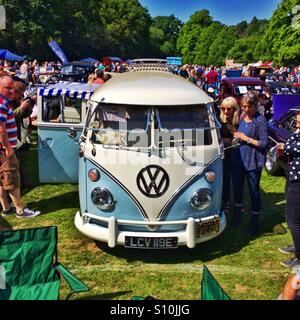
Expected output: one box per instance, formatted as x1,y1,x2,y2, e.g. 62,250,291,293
132,295,157,300
0,226,89,300
200,265,231,300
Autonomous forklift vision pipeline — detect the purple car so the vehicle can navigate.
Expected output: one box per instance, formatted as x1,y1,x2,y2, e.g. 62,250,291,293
266,94,300,175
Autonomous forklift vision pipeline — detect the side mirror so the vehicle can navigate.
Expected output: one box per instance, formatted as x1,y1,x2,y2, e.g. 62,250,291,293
67,127,77,140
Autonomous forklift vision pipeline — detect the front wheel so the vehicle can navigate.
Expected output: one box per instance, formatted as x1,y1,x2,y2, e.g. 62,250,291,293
265,148,284,176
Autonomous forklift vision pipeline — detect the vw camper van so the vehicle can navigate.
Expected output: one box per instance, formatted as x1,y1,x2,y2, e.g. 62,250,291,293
74,67,227,249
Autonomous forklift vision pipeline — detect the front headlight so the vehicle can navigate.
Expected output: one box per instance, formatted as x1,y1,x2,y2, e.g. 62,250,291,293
190,189,213,211
91,188,114,211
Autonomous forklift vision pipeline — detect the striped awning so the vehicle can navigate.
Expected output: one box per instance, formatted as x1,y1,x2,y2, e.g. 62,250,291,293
38,82,100,99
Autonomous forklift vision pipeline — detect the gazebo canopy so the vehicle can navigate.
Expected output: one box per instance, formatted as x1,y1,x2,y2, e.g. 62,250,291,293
0,49,24,61
80,57,99,63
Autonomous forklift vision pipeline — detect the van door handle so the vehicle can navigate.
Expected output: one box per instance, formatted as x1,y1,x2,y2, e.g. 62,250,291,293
39,138,53,148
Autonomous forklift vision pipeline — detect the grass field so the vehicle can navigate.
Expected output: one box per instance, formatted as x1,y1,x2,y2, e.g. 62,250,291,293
0,142,293,300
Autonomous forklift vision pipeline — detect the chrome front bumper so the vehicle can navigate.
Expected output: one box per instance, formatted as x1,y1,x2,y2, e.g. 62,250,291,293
74,211,226,249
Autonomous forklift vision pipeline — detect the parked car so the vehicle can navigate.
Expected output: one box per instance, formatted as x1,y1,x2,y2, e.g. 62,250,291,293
218,77,267,106
45,61,95,84
265,95,300,176
266,81,300,95
265,73,285,82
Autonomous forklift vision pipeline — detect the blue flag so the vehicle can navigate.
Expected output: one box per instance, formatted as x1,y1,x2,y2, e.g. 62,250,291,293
48,40,68,63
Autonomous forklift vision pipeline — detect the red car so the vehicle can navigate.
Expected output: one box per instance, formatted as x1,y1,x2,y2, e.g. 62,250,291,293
218,77,267,106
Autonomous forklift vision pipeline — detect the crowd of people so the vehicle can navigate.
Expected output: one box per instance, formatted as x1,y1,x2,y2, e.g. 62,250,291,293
0,57,299,299
2,57,300,87
216,88,300,299
175,64,300,90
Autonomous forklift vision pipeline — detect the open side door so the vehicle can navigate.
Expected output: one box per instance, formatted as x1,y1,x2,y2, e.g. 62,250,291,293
38,94,86,183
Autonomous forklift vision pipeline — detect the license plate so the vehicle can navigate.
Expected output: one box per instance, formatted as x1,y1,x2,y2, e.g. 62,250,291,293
196,218,220,237
124,236,178,249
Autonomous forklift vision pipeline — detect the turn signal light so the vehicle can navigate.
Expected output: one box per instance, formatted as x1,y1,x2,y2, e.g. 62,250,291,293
88,169,100,182
205,171,216,183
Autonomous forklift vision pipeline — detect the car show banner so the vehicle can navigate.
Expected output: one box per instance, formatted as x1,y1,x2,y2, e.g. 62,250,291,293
48,39,68,64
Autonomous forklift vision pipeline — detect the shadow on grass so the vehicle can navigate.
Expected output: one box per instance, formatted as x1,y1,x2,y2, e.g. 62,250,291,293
0,215,12,231
74,291,132,300
25,191,79,215
18,147,39,198
95,188,286,264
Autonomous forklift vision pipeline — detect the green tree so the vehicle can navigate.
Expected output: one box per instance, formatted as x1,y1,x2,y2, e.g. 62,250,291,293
259,0,300,65
188,9,213,27
149,15,183,57
227,35,259,64
236,21,248,37
207,26,238,66
247,16,260,35
0,0,152,60
177,9,214,63
193,21,223,65
247,16,268,36
97,0,152,58
0,0,57,58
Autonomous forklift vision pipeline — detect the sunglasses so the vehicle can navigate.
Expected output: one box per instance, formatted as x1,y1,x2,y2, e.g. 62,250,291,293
221,107,233,111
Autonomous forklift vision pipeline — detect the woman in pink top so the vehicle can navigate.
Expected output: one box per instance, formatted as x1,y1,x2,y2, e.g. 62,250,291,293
93,69,105,84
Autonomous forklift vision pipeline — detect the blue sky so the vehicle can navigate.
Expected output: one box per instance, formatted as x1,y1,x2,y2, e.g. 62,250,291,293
139,0,282,25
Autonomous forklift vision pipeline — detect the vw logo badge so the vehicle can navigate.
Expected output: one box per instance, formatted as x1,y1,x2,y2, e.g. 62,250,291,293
137,165,170,198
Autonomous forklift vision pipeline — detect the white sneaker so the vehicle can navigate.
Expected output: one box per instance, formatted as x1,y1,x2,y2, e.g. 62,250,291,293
16,208,42,218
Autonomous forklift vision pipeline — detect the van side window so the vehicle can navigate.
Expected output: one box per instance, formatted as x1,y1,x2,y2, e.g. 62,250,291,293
63,97,82,124
282,113,297,133
42,97,62,122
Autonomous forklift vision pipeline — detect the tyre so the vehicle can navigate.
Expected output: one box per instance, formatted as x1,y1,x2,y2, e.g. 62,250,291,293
265,148,284,176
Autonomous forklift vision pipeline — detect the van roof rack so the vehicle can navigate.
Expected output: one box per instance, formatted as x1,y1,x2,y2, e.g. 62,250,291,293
127,59,172,73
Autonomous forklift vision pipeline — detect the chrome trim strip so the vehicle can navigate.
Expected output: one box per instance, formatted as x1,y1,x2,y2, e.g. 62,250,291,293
38,123,84,129
268,135,279,145
83,211,219,226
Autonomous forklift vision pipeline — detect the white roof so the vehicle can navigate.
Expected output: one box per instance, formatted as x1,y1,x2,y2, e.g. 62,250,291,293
90,72,213,106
